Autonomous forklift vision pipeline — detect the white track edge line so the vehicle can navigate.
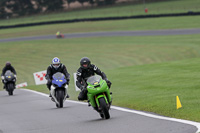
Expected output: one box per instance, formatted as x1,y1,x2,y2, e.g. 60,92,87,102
21,88,200,133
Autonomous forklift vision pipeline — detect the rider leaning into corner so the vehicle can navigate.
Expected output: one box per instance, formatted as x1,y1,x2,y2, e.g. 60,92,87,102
76,57,112,101
1,62,17,89
56,31,60,36
45,57,70,98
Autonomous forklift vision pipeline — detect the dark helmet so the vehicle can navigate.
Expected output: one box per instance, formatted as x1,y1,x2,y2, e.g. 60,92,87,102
6,61,11,66
80,57,91,69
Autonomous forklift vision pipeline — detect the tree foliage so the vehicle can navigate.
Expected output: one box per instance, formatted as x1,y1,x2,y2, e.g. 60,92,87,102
77,0,89,6
6,0,35,16
0,0,7,18
38,0,64,11
66,0,76,7
0,0,117,18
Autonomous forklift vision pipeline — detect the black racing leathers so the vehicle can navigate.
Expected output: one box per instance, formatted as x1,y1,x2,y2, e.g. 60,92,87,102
1,65,17,88
45,64,70,90
1,65,16,76
76,64,109,100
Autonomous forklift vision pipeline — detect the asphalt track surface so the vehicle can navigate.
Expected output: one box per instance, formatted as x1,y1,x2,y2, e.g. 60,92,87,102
0,89,198,133
1,28,200,43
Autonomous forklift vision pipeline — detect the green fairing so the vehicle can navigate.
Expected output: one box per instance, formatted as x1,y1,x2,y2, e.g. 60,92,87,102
87,76,112,108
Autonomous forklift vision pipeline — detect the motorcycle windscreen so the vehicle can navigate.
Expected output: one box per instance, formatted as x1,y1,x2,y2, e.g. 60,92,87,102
87,75,101,85
5,70,13,76
52,72,65,80
52,72,67,87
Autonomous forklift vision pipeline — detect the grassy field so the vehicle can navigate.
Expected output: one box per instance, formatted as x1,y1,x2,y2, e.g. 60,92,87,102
108,58,200,122
0,0,199,26
0,15,200,39
0,34,200,121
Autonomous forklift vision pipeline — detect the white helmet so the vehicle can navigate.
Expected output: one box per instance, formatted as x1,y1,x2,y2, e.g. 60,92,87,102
52,57,60,69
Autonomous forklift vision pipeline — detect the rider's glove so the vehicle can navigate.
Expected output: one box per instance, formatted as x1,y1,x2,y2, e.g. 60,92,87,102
105,79,112,88
66,79,70,85
65,84,69,89
1,76,4,80
47,79,51,84
14,75,17,79
80,86,84,90
80,86,86,91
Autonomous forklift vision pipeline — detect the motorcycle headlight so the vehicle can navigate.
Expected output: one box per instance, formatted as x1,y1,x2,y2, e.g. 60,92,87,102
93,82,99,85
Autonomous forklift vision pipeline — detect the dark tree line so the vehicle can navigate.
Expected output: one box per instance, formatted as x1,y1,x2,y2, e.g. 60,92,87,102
0,0,65,18
0,0,116,19
0,0,9,18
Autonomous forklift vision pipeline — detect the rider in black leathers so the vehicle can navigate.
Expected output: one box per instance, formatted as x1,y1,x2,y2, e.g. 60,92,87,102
45,57,70,97
76,57,111,100
1,62,17,89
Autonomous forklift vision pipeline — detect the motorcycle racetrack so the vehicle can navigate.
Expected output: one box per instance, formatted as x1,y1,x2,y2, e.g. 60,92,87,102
1,29,200,43
0,89,199,133
0,29,200,133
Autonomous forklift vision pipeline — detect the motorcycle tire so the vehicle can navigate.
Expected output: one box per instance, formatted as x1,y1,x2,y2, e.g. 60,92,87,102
56,90,64,108
99,97,110,119
7,83,14,96
99,113,104,119
56,103,59,108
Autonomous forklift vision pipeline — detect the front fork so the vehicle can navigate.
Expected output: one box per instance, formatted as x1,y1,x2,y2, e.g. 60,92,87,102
95,93,111,111
50,84,68,103
63,84,69,99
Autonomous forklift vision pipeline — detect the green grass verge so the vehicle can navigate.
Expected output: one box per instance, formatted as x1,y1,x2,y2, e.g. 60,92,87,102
0,34,200,121
107,58,200,122
0,0,199,26
1,15,200,39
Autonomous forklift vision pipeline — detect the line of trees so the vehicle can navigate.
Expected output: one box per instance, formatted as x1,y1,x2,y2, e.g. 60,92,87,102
0,0,116,19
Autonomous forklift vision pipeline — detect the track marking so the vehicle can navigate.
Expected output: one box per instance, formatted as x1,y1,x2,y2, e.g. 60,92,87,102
21,89,200,133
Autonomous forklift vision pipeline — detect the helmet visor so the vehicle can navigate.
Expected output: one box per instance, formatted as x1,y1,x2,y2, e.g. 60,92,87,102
82,63,88,68
52,63,60,69
53,64,60,66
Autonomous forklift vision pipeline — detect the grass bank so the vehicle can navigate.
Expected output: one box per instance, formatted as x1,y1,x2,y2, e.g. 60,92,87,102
0,0,199,26
0,34,200,121
0,16,200,39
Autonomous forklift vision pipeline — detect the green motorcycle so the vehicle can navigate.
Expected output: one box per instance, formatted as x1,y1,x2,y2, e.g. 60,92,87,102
87,75,112,119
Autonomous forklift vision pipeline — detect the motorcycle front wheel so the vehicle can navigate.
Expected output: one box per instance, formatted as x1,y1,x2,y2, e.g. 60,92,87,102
99,97,110,119
56,90,64,108
7,83,14,96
